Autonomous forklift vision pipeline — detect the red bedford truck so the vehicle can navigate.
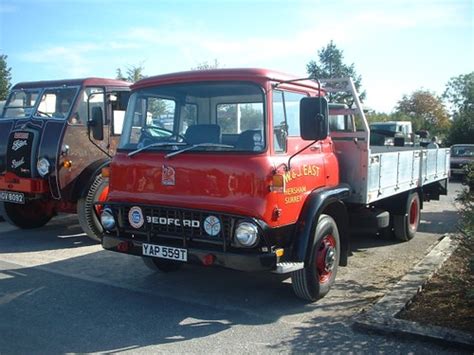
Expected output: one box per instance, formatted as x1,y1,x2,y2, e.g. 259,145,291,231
98,69,449,301
0,78,131,241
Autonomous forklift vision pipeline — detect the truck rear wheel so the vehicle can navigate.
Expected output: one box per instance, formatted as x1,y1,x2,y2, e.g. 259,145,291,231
142,257,183,272
393,192,420,241
0,200,55,229
291,214,340,301
77,175,109,242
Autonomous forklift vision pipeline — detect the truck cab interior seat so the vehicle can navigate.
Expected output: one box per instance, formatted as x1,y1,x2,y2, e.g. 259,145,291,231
185,124,221,144
235,129,264,151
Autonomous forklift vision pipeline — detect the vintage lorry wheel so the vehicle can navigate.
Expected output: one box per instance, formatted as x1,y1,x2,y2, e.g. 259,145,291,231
142,257,183,272
291,214,340,301
393,192,420,242
0,200,54,229
77,175,109,242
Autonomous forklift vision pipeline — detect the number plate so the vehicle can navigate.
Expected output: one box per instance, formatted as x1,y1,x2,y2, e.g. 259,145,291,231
142,243,187,262
0,191,25,204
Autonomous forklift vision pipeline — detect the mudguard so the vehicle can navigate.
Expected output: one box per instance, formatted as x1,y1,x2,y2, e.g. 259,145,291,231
292,184,351,266
73,159,110,200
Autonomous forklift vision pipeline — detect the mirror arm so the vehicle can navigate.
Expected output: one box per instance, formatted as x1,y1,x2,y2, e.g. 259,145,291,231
87,123,111,158
287,139,317,171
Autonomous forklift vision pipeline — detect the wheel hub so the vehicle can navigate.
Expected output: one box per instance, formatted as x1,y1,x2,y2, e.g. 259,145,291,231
316,234,337,283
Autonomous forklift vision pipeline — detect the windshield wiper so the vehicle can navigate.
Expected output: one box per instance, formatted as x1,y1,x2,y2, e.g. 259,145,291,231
128,142,187,157
165,143,234,159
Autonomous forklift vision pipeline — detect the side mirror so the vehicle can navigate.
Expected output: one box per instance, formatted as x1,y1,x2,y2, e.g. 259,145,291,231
300,97,329,141
88,106,104,140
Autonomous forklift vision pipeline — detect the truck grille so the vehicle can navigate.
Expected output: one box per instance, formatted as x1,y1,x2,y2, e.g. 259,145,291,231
6,130,37,178
116,205,235,247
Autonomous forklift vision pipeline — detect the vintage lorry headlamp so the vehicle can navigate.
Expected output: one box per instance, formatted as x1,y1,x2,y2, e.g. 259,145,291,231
100,208,116,231
37,158,51,177
234,221,260,247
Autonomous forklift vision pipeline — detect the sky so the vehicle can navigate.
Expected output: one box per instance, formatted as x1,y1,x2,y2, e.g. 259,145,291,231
0,0,472,112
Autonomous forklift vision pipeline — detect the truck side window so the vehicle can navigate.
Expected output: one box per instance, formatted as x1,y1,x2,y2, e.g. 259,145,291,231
72,87,104,125
272,91,286,152
179,104,198,135
111,91,130,135
284,92,306,136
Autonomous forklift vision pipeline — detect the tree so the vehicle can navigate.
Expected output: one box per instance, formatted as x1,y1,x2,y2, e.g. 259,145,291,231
116,63,146,83
306,41,366,104
192,59,221,70
443,72,474,145
443,72,474,116
0,54,12,100
395,90,451,136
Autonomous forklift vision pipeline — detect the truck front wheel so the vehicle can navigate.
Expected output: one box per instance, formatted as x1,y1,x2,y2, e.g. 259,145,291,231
393,192,420,242
0,200,55,229
291,214,340,301
77,175,108,242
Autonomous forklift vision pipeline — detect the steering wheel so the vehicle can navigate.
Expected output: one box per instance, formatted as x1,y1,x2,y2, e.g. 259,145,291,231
141,126,188,144
36,110,52,118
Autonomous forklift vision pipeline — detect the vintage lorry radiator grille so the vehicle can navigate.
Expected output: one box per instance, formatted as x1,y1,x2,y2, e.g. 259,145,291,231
117,205,234,246
6,130,37,178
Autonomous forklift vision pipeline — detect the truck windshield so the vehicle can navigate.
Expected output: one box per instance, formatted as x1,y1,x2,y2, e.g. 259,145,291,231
370,123,397,132
119,82,265,153
451,146,474,157
1,87,79,120
1,89,41,118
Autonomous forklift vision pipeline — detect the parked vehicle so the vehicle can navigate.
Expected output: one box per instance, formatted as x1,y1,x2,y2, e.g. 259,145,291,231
97,69,449,301
450,144,474,178
369,121,416,146
0,78,131,240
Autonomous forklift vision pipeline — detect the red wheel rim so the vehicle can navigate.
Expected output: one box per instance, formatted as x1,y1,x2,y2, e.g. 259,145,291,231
409,197,419,229
316,234,337,283
94,185,109,215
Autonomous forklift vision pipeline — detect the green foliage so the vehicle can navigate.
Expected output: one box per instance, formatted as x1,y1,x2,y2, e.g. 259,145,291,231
395,89,451,137
116,63,146,83
444,72,474,145
443,72,474,116
307,40,366,104
455,162,474,277
0,54,12,100
192,59,221,70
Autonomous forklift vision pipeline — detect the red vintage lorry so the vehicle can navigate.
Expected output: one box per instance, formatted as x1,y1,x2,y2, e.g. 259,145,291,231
0,78,131,241
98,69,449,301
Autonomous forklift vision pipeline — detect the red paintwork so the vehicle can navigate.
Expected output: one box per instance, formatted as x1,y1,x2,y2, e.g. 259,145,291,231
12,78,130,90
109,69,340,228
409,198,419,227
317,234,336,283
0,172,49,193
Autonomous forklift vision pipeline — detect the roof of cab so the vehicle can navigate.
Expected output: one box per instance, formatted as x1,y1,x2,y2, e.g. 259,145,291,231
132,68,321,91
12,78,131,90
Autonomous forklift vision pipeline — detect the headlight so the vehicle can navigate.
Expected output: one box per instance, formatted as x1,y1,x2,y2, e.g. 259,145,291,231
100,208,116,231
37,158,50,177
234,221,259,247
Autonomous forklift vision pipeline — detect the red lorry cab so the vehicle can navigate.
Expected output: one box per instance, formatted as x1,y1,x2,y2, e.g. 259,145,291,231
108,69,339,227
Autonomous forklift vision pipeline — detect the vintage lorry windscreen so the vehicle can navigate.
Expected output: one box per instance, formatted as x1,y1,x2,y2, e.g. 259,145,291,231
1,86,79,119
119,82,265,153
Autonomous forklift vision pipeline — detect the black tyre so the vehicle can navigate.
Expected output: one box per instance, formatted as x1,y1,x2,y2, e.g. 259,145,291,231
393,192,420,242
291,214,340,301
142,257,183,272
0,200,55,229
77,175,109,242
